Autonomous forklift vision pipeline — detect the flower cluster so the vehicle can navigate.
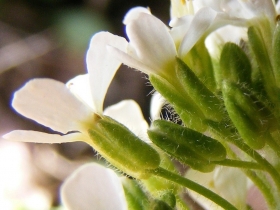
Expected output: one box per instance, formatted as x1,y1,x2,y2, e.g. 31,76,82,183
3,0,280,209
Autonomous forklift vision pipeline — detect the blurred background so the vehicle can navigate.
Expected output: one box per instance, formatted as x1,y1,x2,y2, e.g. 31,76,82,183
0,0,170,209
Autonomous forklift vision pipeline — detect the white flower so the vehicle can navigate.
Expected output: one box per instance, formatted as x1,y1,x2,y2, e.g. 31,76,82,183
106,4,247,79
171,0,277,53
2,32,148,145
61,163,127,210
107,7,177,80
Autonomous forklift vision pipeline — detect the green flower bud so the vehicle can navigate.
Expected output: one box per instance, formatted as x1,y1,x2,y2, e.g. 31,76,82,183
151,200,173,210
149,74,206,132
222,81,268,149
88,116,160,179
220,42,252,85
122,178,150,210
248,26,279,105
158,190,176,208
148,120,227,172
176,57,223,122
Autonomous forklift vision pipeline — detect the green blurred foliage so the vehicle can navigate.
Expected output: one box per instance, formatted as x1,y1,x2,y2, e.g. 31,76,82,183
54,8,111,53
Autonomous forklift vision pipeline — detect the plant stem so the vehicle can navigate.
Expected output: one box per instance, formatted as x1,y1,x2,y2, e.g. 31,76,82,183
243,170,276,209
212,159,263,170
208,124,279,207
148,167,238,210
231,138,280,193
266,132,280,159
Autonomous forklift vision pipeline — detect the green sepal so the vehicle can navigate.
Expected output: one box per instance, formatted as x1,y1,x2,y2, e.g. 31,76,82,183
148,129,215,172
88,116,160,179
176,57,223,122
148,120,227,172
122,178,151,210
222,81,267,149
184,39,216,92
149,74,206,132
150,120,226,161
220,42,252,85
248,26,278,104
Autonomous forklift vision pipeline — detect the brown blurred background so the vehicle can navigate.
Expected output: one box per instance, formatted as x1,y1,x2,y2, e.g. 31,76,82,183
0,0,170,209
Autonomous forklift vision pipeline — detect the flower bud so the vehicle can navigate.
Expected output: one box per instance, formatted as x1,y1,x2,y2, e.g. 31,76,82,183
222,81,268,149
220,42,252,85
88,116,160,179
158,190,176,208
151,200,173,210
248,26,278,104
122,178,150,210
148,120,227,172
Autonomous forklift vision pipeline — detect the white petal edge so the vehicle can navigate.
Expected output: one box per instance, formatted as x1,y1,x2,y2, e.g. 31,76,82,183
126,13,177,75
179,7,217,57
205,25,247,58
169,15,193,28
150,92,165,120
66,74,95,111
123,6,151,25
104,100,149,142
61,163,127,210
107,45,154,75
2,130,85,144
12,78,93,134
86,32,128,114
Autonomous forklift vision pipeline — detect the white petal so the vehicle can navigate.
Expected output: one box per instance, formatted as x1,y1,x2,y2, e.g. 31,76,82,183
220,0,249,18
170,16,194,47
277,1,280,13
12,79,93,134
192,0,224,13
170,0,191,18
61,163,127,210
237,0,276,20
150,92,165,120
186,169,222,210
123,6,151,25
214,167,247,209
205,25,247,58
66,74,95,111
186,167,248,209
126,13,177,76
2,130,85,143
179,7,217,57
104,100,149,142
86,32,128,114
107,45,154,75
169,15,193,28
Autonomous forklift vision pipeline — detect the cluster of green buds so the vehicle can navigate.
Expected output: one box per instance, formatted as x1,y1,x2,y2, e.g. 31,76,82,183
4,0,280,209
